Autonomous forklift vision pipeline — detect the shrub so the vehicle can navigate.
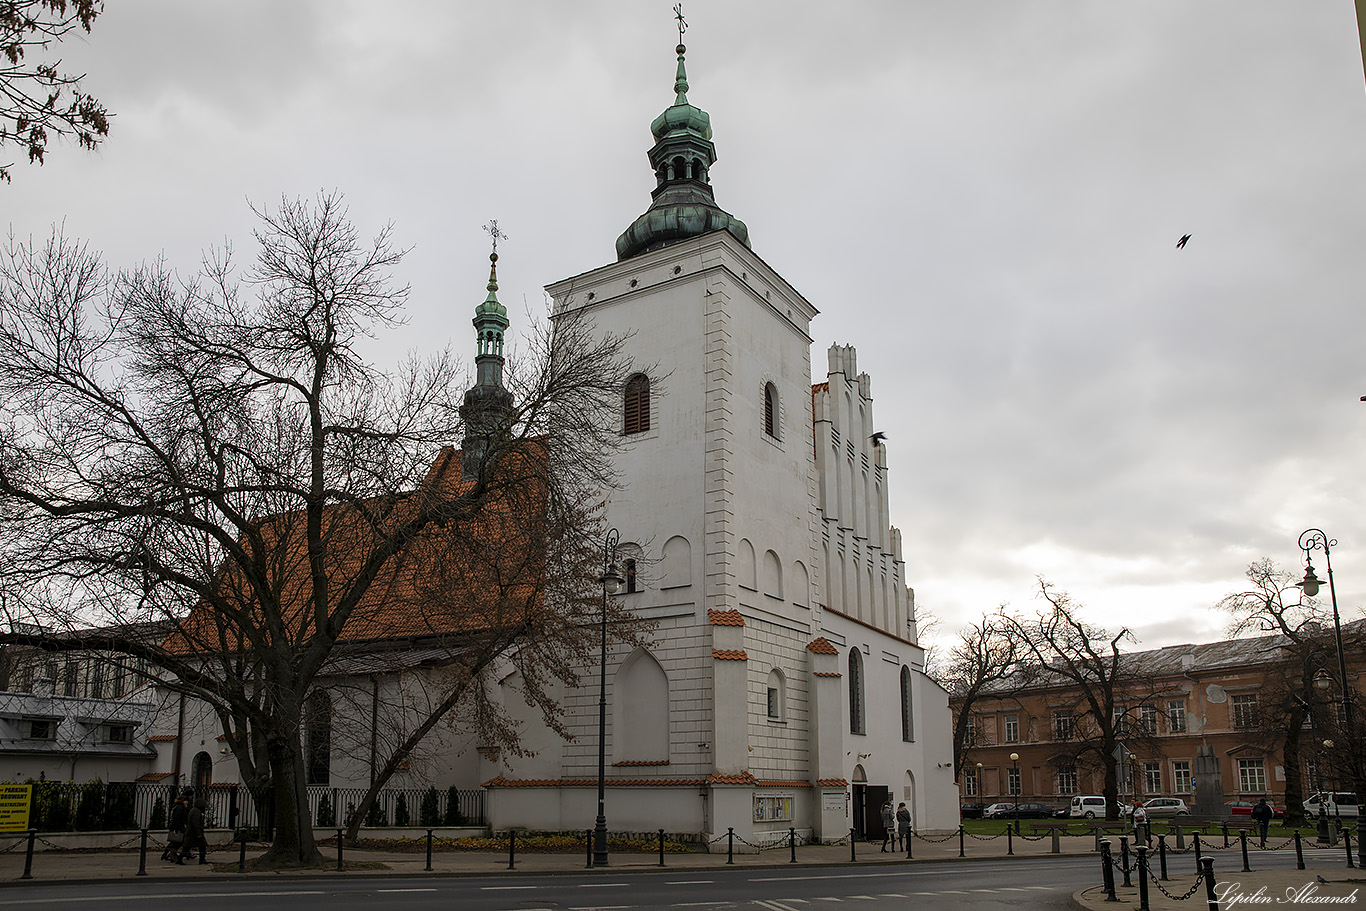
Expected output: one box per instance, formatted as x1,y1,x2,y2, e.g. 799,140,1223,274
419,787,440,826
444,786,465,826
316,793,335,827
103,782,136,830
394,792,409,827
366,800,387,827
74,779,106,831
149,796,167,831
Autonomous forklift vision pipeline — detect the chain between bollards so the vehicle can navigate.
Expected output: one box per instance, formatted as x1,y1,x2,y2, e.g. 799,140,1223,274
336,827,344,872
1099,838,1117,903
137,828,148,876
425,828,433,872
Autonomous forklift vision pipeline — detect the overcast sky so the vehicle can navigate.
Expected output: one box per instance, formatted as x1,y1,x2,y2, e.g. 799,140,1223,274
8,2,1366,658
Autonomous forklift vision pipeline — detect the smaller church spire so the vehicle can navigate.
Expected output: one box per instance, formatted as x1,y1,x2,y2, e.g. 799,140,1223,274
672,4,690,103
461,221,514,481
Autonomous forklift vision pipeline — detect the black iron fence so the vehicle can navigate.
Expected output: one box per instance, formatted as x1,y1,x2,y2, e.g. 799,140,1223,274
23,779,485,834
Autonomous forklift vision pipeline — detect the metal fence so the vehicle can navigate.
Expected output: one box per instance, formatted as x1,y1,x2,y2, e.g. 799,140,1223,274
24,780,486,834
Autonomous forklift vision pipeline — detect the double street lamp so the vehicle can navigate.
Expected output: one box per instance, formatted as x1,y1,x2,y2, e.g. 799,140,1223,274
593,529,625,867
1296,528,1364,866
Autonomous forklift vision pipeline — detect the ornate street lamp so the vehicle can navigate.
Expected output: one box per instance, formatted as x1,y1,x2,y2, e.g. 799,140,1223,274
1010,752,1021,833
1313,671,1333,843
593,529,624,867
1297,529,1363,865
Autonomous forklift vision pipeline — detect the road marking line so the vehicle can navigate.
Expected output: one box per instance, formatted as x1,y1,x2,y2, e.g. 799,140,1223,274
0,892,326,906
482,885,539,890
378,889,438,893
579,883,630,888
667,881,715,885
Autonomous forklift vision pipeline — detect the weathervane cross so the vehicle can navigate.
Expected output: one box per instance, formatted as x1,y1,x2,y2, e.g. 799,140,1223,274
673,3,687,42
483,219,508,255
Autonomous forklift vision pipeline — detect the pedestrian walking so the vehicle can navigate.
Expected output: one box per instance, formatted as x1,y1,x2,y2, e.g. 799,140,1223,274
879,799,895,852
895,802,911,851
1251,797,1273,848
162,792,188,862
180,795,209,865
1131,801,1149,847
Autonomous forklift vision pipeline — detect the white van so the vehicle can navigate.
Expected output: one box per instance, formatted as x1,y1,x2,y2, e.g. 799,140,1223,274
1304,792,1360,819
1069,796,1109,818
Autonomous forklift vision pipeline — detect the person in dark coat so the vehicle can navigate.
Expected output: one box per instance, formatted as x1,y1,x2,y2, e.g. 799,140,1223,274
1251,797,1274,847
179,796,209,864
879,800,895,852
162,793,189,862
895,802,912,851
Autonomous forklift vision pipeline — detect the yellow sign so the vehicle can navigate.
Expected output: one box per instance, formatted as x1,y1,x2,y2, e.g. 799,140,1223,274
0,785,32,833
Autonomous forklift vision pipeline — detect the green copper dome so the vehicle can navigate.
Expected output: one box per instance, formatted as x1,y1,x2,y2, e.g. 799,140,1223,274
615,41,750,261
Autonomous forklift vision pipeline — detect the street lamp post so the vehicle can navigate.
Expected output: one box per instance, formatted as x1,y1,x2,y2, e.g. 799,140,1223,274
1312,671,1333,843
593,529,624,867
1009,752,1020,833
1297,528,1364,866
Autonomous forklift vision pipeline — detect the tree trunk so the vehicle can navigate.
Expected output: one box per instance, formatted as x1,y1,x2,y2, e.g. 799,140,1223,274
253,738,323,868
1283,712,1305,826
1103,754,1119,820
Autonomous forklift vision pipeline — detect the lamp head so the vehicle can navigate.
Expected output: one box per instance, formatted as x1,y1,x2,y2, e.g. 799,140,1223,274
1298,562,1323,598
602,561,625,594
1009,752,1019,762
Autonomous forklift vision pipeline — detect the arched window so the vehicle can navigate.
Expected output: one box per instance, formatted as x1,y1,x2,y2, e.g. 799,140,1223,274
849,649,865,735
614,649,670,762
764,383,779,438
766,668,786,721
624,374,650,434
900,666,914,742
624,558,638,593
305,690,332,786
191,751,213,799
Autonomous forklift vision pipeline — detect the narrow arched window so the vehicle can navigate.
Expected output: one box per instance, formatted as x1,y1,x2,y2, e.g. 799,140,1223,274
764,383,778,438
624,558,638,593
901,666,914,742
624,374,650,434
849,649,865,735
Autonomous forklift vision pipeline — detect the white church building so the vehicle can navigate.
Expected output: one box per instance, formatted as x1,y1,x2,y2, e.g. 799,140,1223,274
477,36,957,844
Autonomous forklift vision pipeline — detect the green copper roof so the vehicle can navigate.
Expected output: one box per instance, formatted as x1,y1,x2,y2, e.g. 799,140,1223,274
650,45,712,142
474,253,508,324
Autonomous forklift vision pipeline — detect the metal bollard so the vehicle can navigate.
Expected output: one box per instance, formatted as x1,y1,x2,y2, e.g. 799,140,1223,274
1193,833,1202,875
1201,856,1218,911
586,829,592,868
238,829,247,873
905,828,912,860
425,828,433,872
789,827,797,864
850,827,857,862
508,830,516,870
958,825,964,858
137,828,148,876
1120,835,1131,888
727,827,734,864
1175,824,1185,850
1222,822,1229,848
1157,833,1168,880
1346,828,1355,868
1295,830,1305,870
1051,827,1060,854
20,829,35,880
659,828,666,867
1006,824,1013,856
1099,839,1117,903
336,828,344,872
1239,828,1250,873
1136,846,1150,911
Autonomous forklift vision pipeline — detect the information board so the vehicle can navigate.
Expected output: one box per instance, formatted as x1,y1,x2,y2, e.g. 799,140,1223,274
0,784,31,833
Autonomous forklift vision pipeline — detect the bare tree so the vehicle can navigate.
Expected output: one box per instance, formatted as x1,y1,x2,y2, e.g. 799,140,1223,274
999,580,1167,820
0,194,636,867
1,0,110,182
943,613,1023,780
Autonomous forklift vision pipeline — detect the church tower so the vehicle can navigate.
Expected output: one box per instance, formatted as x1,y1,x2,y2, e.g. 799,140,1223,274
459,236,513,481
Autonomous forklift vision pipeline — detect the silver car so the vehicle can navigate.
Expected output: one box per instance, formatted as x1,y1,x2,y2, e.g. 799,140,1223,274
1139,797,1190,818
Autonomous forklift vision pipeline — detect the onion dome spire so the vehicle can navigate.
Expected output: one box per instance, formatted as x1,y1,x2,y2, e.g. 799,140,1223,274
615,9,749,261
461,221,514,481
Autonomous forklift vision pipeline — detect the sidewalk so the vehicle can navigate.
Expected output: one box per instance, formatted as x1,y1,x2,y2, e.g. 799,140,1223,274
0,828,1088,884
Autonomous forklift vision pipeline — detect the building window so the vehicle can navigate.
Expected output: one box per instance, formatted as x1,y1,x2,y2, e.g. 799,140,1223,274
1145,761,1162,794
764,383,779,438
848,649,865,735
965,715,976,746
1232,694,1259,729
767,687,779,719
1238,759,1267,793
766,668,785,722
1168,700,1187,734
24,718,55,740
624,373,650,434
900,666,914,742
105,723,132,744
1007,766,1021,796
1057,767,1078,795
1003,714,1018,743
964,768,979,797
1140,704,1158,735
1053,710,1073,741
90,662,104,699
1173,761,1192,794
1112,706,1127,736
624,558,638,593
304,690,332,786
62,658,78,697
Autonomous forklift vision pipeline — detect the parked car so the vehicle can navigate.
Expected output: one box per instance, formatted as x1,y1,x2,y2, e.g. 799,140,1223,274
1139,797,1191,818
960,802,985,819
1226,800,1285,820
1069,795,1109,818
984,801,1055,819
1303,793,1360,819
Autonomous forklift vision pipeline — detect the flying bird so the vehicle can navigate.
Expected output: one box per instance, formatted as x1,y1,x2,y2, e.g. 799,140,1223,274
1176,234,1191,249
1318,875,1330,884
870,431,887,445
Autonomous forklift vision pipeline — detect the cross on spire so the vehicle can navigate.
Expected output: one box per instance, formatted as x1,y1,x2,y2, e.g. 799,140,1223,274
673,3,687,43
483,219,508,256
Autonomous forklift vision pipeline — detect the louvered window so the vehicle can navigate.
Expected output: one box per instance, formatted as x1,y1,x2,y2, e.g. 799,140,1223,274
624,374,650,434
764,383,778,438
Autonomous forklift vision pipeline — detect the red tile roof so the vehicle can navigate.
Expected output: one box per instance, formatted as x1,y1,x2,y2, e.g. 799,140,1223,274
612,760,670,767
482,776,706,788
708,609,745,627
755,779,813,788
136,772,175,782
706,771,758,785
145,735,177,742
813,671,842,678
711,648,747,661
806,637,839,655
816,778,850,787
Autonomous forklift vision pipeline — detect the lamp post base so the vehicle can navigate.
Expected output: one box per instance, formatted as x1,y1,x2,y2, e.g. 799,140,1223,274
593,817,609,867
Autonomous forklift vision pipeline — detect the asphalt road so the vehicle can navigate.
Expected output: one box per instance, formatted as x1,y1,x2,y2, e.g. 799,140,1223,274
0,848,1342,910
